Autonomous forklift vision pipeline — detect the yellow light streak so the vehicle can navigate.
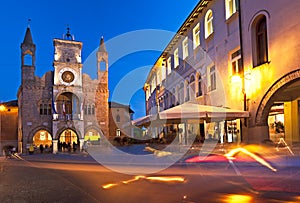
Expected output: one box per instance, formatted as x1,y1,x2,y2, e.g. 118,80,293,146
225,147,277,172
145,176,185,182
102,175,185,190
122,175,145,184
223,194,253,203
102,183,118,189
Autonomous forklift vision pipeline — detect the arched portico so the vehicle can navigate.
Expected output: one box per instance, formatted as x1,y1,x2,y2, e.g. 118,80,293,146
253,69,300,143
84,125,104,145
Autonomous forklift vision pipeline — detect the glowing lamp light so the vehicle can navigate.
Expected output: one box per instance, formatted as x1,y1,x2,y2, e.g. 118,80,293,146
0,105,6,111
231,75,242,84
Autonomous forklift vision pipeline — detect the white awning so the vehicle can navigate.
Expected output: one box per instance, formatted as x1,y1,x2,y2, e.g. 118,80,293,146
159,102,249,120
132,102,249,126
131,114,158,126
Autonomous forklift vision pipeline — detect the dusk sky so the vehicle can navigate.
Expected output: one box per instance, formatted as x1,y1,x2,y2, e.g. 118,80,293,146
0,0,199,118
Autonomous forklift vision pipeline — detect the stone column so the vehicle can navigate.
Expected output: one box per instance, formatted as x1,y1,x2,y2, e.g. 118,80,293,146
79,138,84,152
52,140,58,154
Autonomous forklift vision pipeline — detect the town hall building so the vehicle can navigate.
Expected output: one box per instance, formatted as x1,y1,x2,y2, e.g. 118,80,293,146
18,27,110,153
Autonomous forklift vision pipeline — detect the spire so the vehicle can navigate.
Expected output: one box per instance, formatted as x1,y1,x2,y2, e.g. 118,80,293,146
98,36,107,52
63,25,75,40
22,27,34,45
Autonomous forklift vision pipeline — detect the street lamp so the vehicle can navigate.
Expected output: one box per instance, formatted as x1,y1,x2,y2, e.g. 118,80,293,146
0,104,6,155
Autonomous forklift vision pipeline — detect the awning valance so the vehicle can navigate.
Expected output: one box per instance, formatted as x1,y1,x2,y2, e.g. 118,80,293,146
159,102,249,120
132,102,249,126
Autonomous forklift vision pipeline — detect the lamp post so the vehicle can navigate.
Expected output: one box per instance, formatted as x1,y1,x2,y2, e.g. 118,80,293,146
0,105,6,155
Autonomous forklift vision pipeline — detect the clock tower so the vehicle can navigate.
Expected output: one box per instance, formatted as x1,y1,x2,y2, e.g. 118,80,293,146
53,28,82,87
52,28,84,151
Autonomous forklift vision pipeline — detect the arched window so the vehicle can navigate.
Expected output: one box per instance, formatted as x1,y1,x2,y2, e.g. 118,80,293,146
24,54,33,66
84,105,88,115
87,105,91,115
116,115,120,122
197,74,203,97
252,15,268,66
190,75,195,100
208,66,216,91
165,93,169,109
172,88,176,107
205,9,214,38
91,105,95,115
39,103,51,115
176,86,180,105
179,83,184,104
185,79,190,102
48,104,52,115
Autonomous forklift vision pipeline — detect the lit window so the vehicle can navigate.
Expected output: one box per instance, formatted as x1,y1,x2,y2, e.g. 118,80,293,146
161,64,166,81
182,37,189,59
208,66,216,91
174,48,179,68
167,57,171,75
157,70,161,85
231,49,242,75
150,77,156,93
225,0,237,19
205,10,214,38
116,129,121,137
193,23,200,49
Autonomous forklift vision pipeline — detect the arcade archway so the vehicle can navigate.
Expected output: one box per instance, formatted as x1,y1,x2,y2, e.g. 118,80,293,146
84,129,101,145
58,129,79,152
256,70,300,143
33,130,52,151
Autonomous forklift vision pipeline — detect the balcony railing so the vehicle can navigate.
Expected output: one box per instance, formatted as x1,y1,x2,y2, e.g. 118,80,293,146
53,113,83,121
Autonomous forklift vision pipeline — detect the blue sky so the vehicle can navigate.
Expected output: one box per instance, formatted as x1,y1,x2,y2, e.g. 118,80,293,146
0,0,199,118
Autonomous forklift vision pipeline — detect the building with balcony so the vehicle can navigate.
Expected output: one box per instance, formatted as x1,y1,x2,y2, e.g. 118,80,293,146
140,0,300,145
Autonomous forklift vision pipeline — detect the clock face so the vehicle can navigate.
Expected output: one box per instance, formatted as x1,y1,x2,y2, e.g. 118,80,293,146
62,71,75,83
58,68,77,85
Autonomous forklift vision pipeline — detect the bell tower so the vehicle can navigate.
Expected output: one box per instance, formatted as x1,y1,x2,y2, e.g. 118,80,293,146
97,37,108,79
95,37,109,137
21,26,36,82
